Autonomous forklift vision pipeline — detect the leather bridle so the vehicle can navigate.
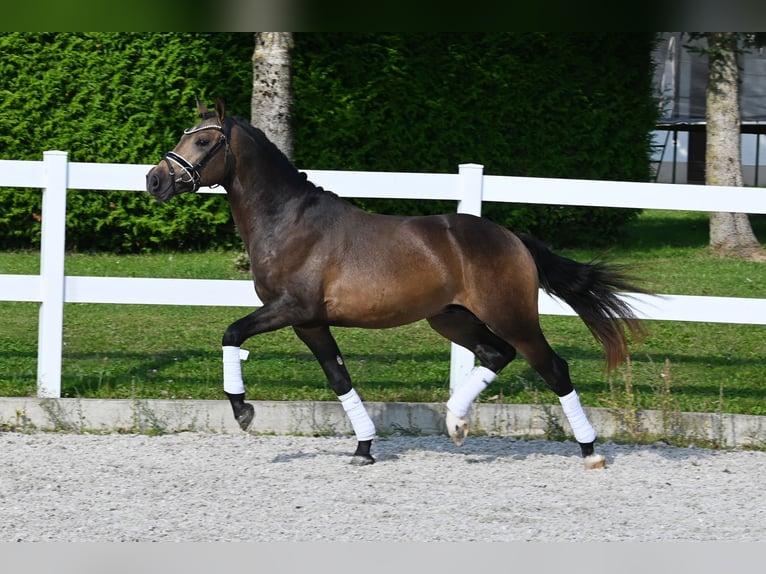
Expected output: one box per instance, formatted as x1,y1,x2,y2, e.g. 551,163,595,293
163,121,230,193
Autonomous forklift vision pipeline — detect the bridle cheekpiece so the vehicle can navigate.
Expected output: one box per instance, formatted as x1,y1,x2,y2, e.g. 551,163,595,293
163,121,230,193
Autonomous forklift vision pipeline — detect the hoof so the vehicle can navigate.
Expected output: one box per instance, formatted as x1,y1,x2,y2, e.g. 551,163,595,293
349,454,375,466
584,453,606,470
235,403,255,431
446,409,468,447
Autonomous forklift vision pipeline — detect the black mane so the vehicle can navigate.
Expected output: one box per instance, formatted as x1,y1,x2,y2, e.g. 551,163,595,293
229,116,336,198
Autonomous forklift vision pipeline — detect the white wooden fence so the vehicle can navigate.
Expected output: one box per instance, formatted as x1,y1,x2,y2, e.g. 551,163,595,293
1,151,765,398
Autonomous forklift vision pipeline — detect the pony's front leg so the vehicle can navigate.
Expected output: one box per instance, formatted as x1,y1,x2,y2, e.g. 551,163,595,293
294,325,376,465
221,305,300,432
338,389,376,465
223,345,255,430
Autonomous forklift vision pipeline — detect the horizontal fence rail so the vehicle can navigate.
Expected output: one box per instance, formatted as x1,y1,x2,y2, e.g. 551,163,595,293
1,151,765,397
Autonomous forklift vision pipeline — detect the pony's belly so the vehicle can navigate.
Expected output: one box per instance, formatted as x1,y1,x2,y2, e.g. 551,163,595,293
324,290,449,329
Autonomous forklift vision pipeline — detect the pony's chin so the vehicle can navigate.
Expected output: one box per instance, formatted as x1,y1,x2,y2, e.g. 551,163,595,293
148,186,182,203
148,191,171,203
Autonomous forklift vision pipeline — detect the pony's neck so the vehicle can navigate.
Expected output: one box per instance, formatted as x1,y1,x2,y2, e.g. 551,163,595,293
227,119,311,200
223,119,333,253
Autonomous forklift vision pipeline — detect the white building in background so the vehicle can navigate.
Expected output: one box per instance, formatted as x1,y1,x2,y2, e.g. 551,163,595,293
651,32,766,186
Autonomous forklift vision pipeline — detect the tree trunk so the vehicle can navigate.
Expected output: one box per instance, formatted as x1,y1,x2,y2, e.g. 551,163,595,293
234,33,296,273
251,32,294,161
705,33,762,258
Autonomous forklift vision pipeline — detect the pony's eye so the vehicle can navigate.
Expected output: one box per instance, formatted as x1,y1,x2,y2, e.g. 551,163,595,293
196,137,209,147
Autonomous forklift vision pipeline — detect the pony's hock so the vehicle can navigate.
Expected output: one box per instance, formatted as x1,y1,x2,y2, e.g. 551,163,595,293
147,99,652,469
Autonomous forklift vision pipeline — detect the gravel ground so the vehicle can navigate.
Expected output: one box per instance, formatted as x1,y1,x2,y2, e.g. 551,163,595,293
1,432,764,542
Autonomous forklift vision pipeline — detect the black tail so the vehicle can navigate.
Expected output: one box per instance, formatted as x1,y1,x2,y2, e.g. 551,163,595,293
516,232,650,371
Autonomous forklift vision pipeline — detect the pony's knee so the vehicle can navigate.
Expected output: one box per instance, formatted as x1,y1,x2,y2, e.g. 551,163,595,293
222,323,247,347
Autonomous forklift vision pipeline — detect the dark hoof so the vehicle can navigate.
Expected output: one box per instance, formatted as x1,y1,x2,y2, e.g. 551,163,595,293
349,454,375,466
235,403,255,431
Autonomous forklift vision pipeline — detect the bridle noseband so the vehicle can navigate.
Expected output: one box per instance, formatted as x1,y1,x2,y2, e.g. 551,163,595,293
163,121,230,193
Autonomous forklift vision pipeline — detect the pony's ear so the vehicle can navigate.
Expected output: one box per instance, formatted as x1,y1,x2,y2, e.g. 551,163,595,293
196,98,209,118
214,97,226,124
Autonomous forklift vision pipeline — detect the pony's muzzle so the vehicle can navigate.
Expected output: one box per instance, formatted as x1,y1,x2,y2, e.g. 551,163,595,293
146,165,174,202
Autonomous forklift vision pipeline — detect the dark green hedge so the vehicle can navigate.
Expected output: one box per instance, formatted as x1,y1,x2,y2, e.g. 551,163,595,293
0,33,658,252
0,32,253,251
292,33,659,247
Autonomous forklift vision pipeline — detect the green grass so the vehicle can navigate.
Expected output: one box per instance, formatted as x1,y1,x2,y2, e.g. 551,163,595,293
1,210,764,416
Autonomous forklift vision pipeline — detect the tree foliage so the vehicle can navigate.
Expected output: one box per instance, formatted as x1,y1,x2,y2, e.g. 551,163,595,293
0,33,658,252
0,32,253,251
292,33,659,246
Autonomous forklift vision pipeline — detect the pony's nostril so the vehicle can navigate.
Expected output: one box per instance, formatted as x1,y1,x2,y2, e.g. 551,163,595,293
147,171,161,192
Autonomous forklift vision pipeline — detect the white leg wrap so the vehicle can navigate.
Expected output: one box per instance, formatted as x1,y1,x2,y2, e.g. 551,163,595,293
559,390,597,444
446,366,496,418
222,345,248,395
339,389,376,441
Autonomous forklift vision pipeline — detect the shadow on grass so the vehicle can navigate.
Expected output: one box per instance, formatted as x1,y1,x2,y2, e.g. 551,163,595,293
1,340,762,374
615,212,766,252
2,341,764,405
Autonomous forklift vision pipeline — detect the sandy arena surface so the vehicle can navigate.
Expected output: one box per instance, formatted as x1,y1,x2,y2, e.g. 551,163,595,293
1,432,764,542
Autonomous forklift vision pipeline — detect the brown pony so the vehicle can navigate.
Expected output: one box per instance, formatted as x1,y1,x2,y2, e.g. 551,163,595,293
146,99,649,469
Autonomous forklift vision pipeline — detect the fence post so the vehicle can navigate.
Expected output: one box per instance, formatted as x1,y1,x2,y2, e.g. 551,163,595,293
449,163,484,394
36,151,68,398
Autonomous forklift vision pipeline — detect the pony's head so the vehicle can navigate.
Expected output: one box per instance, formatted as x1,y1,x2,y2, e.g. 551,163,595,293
146,98,231,202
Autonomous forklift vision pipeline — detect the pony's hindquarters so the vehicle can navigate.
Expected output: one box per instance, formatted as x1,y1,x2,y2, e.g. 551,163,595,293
436,221,628,468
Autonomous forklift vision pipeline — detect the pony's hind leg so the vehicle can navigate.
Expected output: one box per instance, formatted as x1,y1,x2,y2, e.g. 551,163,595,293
430,305,605,468
293,325,376,465
511,329,606,469
427,306,517,446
